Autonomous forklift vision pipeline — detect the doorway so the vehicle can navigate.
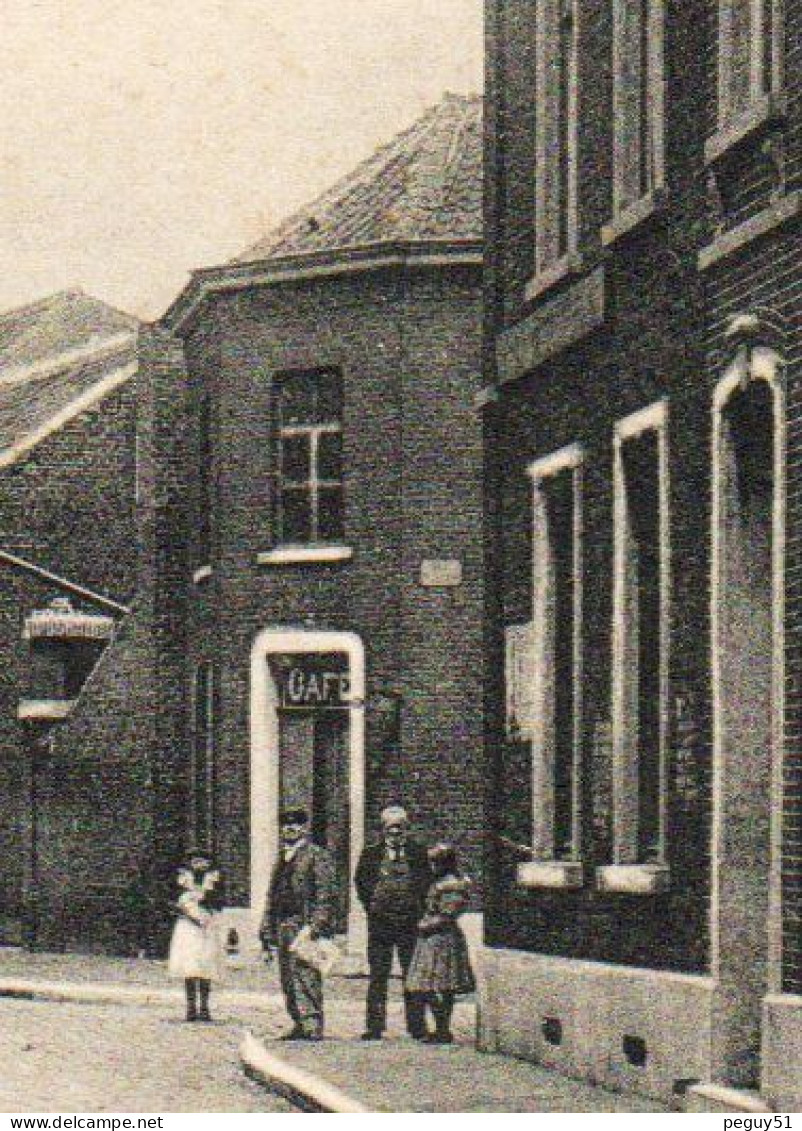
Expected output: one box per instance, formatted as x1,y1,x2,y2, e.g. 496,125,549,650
272,652,351,931
250,629,366,947
712,353,784,1089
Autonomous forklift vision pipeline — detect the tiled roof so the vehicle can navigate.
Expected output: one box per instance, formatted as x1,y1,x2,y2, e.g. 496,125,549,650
236,92,482,264
0,290,139,458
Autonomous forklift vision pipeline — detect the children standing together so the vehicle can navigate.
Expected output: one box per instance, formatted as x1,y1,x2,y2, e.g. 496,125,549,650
168,807,475,1046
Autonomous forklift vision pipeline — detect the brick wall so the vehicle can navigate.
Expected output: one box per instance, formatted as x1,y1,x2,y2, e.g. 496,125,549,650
0,384,139,602
485,0,802,990
36,600,157,954
175,262,485,904
0,376,141,949
700,0,802,996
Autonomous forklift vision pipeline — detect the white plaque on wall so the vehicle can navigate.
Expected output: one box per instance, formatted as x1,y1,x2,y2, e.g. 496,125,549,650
505,622,534,740
420,559,463,587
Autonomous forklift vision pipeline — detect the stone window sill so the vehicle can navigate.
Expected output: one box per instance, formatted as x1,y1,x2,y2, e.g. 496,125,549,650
257,545,354,566
524,252,583,306
18,699,76,722
704,91,787,166
517,860,584,890
595,864,670,895
192,564,213,584
601,188,667,248
698,190,801,271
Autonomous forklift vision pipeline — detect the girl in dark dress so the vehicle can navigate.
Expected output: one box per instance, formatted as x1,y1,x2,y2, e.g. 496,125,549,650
406,843,475,1044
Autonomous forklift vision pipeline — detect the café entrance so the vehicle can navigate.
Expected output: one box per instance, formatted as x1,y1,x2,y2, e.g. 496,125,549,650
250,629,366,947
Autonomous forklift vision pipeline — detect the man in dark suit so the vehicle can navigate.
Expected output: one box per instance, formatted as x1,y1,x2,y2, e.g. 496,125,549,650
355,805,433,1040
260,806,336,1040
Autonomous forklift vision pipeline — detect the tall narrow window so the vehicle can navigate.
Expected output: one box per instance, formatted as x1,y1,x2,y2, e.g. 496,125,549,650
276,368,344,545
612,404,669,865
192,661,215,853
197,387,213,566
534,0,579,276
529,445,583,863
717,0,780,126
612,0,664,217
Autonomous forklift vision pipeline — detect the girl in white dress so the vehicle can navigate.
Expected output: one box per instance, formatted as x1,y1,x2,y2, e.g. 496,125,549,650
167,852,222,1022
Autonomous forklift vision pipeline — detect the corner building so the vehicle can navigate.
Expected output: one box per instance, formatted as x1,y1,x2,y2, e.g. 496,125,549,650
153,94,485,955
480,0,801,1110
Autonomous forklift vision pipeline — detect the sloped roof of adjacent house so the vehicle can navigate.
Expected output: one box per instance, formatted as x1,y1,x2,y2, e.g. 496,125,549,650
236,92,482,264
0,289,139,464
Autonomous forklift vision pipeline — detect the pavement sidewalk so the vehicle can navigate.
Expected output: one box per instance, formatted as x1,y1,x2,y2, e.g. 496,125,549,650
0,949,671,1113
242,1024,672,1113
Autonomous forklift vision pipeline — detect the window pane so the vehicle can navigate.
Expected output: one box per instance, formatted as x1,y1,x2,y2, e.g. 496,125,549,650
317,430,343,481
313,370,342,424
535,0,576,269
282,488,313,543
281,433,311,482
278,374,311,425
614,0,647,211
317,486,344,541
721,0,757,121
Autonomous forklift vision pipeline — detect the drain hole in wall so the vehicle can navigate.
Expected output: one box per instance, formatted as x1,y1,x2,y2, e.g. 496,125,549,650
623,1034,647,1067
225,929,240,956
542,1017,563,1046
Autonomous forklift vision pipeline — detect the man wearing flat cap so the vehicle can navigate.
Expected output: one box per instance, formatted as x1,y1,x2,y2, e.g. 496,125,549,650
355,805,433,1040
260,806,336,1040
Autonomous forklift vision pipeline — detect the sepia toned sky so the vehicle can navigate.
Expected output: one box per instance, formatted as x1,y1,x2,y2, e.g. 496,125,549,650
0,0,483,320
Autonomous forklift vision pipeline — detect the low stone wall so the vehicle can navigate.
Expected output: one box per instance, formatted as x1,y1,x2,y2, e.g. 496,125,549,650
762,993,802,1111
478,947,716,1104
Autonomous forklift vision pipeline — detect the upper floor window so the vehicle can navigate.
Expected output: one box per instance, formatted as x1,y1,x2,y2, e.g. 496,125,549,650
717,0,781,126
612,0,665,216
276,367,344,545
534,0,579,277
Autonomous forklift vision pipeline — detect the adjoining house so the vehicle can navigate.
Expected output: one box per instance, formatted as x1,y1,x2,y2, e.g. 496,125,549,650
151,92,485,955
0,289,162,954
480,0,801,1113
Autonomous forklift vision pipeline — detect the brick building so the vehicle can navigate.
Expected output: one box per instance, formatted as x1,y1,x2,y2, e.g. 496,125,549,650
479,0,801,1111
0,290,165,953
152,93,485,954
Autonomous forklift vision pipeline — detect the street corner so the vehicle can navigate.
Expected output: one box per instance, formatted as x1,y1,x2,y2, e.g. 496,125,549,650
240,1030,370,1113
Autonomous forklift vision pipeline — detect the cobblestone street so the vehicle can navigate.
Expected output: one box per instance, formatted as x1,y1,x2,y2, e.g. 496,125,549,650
0,998,295,1113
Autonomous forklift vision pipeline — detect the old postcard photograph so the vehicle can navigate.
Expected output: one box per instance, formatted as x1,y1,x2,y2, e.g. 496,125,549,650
0,0,799,1116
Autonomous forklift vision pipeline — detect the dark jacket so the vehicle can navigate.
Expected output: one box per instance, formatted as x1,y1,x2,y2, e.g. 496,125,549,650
260,841,336,945
354,839,433,921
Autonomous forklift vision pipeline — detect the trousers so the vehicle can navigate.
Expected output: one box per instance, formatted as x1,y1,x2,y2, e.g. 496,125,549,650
366,918,426,1037
277,920,323,1035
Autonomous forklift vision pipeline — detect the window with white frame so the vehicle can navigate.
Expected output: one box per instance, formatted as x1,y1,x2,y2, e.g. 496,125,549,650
612,404,669,865
612,0,665,217
276,368,344,545
192,661,215,853
529,445,583,862
716,0,781,127
534,0,579,276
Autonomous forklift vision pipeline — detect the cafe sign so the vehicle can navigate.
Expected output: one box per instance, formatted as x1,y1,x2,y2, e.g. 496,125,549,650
278,657,354,709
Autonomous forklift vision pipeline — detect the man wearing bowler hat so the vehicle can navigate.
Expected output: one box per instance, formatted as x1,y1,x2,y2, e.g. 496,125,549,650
355,805,433,1040
259,806,336,1040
